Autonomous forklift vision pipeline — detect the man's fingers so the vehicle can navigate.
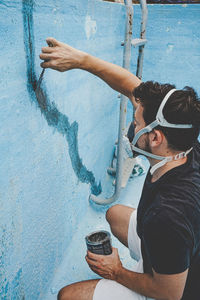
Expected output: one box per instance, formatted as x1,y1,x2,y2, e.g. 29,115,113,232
40,61,51,69
42,47,55,53
39,53,51,60
85,255,100,268
87,251,104,260
112,247,118,254
46,37,60,47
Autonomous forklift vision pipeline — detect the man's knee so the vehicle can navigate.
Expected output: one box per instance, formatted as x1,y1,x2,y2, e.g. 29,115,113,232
106,204,123,226
106,204,119,223
57,280,99,300
57,286,70,300
106,205,135,247
57,288,64,300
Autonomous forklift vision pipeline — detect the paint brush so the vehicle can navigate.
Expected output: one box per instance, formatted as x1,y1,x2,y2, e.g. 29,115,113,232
35,41,53,91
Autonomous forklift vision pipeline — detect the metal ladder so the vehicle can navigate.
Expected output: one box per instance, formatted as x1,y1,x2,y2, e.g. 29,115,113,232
90,0,148,205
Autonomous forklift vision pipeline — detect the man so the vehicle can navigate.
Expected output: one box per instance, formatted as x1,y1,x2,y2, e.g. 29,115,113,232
40,38,200,300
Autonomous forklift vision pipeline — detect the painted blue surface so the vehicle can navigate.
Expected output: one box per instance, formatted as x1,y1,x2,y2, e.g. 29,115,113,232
0,1,200,299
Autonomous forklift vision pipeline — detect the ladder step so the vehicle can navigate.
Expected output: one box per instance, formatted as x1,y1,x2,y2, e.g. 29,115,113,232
121,157,138,188
112,157,139,188
131,38,147,47
107,167,116,176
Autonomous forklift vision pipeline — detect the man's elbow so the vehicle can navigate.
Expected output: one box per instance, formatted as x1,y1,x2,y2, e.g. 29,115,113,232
159,289,184,300
150,281,184,300
152,291,183,300
169,290,184,300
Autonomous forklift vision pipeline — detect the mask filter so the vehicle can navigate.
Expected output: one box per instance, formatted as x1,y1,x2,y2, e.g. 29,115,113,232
127,122,138,157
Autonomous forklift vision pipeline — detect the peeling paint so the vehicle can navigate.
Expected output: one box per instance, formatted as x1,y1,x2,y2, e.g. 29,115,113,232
85,15,97,40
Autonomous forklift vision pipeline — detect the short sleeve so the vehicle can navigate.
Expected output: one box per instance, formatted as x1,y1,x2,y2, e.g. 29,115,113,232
143,211,193,274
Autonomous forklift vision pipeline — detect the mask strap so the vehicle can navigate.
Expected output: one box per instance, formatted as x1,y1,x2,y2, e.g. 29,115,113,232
131,119,164,161
131,145,166,161
150,157,172,175
150,147,193,175
132,119,159,146
156,89,193,128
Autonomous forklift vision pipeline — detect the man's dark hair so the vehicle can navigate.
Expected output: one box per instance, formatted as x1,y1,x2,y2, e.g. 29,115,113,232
133,81,200,151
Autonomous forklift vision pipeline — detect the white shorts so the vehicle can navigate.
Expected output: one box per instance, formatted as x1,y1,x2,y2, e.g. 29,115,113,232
93,210,150,300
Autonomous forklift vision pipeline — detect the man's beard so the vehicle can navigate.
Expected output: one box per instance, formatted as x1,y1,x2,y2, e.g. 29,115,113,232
143,134,152,153
127,122,151,157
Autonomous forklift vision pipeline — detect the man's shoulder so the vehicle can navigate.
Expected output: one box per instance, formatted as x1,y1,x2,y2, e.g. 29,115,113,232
194,140,200,157
157,141,200,192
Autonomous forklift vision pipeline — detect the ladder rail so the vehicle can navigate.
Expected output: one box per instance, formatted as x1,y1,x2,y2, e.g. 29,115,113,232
90,0,148,205
90,0,133,205
136,0,148,79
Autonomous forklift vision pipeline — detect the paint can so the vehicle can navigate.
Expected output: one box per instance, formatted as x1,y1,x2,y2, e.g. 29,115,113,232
85,230,112,255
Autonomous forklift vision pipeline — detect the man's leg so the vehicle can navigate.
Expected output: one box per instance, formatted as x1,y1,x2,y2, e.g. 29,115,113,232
57,279,100,300
106,204,135,247
58,206,143,300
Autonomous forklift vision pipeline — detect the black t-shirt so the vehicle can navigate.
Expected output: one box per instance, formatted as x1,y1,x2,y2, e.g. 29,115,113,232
137,141,200,300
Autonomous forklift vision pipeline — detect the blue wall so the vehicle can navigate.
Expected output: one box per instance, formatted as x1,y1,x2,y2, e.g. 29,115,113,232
0,1,200,299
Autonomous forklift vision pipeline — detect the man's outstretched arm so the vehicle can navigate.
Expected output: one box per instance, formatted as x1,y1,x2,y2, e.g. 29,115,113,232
39,37,141,108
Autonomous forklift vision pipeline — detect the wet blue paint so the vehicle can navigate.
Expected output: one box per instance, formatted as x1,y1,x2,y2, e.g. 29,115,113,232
0,227,24,299
0,228,9,299
10,268,24,300
22,0,101,196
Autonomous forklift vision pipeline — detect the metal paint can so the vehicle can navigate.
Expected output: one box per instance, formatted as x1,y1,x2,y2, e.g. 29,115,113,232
85,230,112,255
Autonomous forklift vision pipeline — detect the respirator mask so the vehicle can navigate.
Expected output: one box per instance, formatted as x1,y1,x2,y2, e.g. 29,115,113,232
127,89,193,175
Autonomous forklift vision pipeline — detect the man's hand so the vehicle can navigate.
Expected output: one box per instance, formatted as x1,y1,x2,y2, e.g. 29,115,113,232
85,247,123,280
39,37,86,72
39,37,141,107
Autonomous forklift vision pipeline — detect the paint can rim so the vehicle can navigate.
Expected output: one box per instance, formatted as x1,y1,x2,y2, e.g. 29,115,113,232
85,230,111,246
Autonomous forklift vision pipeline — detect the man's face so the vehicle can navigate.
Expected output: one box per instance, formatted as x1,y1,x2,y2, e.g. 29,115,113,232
132,104,151,153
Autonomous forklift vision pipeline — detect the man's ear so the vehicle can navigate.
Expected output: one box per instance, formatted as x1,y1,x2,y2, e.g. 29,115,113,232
149,129,164,148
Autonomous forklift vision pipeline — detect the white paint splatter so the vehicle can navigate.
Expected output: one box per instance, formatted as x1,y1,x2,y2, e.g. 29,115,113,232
85,15,97,40
166,43,174,53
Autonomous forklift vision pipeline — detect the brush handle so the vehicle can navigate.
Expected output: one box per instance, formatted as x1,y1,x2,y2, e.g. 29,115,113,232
36,41,54,90
47,41,53,48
